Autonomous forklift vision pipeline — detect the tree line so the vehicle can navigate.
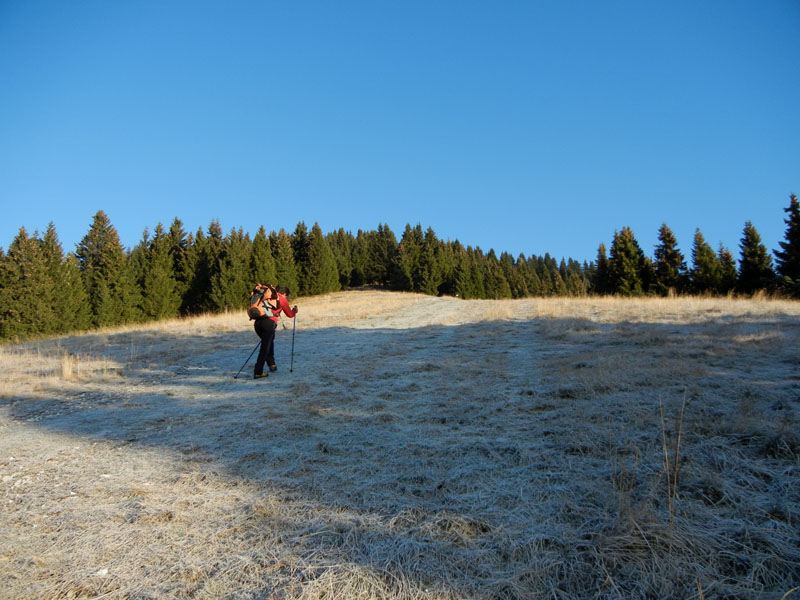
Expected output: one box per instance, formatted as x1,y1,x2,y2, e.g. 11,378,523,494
1,194,798,340
594,195,799,298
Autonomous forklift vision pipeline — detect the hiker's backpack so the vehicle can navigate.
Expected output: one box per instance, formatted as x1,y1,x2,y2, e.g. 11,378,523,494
247,285,275,320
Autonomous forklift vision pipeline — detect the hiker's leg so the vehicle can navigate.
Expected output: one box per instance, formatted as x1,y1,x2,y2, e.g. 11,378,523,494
254,320,270,376
263,320,277,368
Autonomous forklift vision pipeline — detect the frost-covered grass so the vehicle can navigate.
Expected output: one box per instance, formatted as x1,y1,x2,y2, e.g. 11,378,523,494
1,291,799,599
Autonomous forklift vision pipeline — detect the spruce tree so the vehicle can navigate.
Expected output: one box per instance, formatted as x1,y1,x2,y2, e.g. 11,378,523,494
535,259,549,295
211,228,252,311
550,267,569,296
305,222,340,295
250,226,277,286
653,224,687,295
467,247,487,299
371,223,400,286
452,243,472,298
183,228,206,314
563,259,588,296
349,230,368,287
737,221,775,294
61,253,92,332
436,242,457,296
396,224,423,292
592,243,612,295
0,228,47,338
272,229,299,294
418,227,443,296
774,194,800,296
717,244,738,295
690,229,720,294
608,228,645,295
501,252,528,298
141,223,181,320
513,253,535,297
360,230,382,285
38,224,65,333
167,218,192,305
522,255,543,296
41,223,91,334
128,228,150,300
327,228,354,289
192,220,225,312
484,249,512,299
75,211,140,327
291,222,310,296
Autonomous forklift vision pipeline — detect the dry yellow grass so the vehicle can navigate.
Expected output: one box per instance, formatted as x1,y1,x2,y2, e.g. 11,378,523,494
1,291,799,599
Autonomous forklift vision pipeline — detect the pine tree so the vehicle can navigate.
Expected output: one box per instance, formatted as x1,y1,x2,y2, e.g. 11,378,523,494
484,249,512,299
608,228,645,295
41,223,91,334
327,228,354,289
192,220,225,312
500,252,528,298
467,247,487,299
550,266,569,296
167,218,192,305
452,243,472,298
183,228,206,314
717,244,738,295
291,222,310,296
562,259,588,296
690,229,720,294
418,227,443,296
513,253,534,297
272,229,299,294
141,223,181,320
75,211,140,327
370,223,400,286
737,221,775,294
211,227,251,311
653,224,687,295
774,194,800,296
691,231,719,293
360,230,382,286
128,228,150,299
38,224,65,333
61,253,92,332
349,230,368,287
522,255,543,296
396,224,423,292
0,228,47,338
304,223,340,295
250,226,277,286
436,242,457,296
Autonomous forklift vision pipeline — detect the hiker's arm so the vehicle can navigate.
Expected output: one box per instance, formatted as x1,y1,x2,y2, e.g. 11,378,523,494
278,294,296,318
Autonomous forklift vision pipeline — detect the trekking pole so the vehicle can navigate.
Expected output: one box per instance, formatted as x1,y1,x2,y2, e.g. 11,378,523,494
290,315,296,373
234,341,261,379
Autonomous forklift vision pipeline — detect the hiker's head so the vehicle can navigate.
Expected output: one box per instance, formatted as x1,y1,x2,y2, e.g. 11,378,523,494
276,285,290,297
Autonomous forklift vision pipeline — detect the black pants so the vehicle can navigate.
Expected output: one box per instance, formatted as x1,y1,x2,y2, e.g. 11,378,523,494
253,318,277,376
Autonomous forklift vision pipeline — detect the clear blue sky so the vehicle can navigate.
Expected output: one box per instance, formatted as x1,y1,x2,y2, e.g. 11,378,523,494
1,1,798,264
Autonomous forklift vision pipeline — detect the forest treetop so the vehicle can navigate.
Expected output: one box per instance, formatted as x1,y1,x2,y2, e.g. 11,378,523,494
1,194,798,340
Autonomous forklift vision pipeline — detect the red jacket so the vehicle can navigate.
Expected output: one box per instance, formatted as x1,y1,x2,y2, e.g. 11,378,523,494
268,292,296,322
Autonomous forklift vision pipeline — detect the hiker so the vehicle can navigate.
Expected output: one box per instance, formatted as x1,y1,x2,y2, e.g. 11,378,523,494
250,284,298,379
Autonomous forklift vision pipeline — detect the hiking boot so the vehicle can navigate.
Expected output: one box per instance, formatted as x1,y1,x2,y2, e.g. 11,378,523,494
253,373,269,379
269,364,278,372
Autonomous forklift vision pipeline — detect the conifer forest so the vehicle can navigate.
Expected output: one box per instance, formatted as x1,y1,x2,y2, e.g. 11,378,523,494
1,194,798,340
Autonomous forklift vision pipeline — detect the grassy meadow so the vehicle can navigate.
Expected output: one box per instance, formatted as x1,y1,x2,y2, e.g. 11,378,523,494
1,291,799,599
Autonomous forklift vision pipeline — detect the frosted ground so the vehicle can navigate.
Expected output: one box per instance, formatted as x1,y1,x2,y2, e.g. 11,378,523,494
1,291,799,599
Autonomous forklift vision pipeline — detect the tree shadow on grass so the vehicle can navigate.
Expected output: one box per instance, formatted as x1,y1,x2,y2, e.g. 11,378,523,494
4,314,800,598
